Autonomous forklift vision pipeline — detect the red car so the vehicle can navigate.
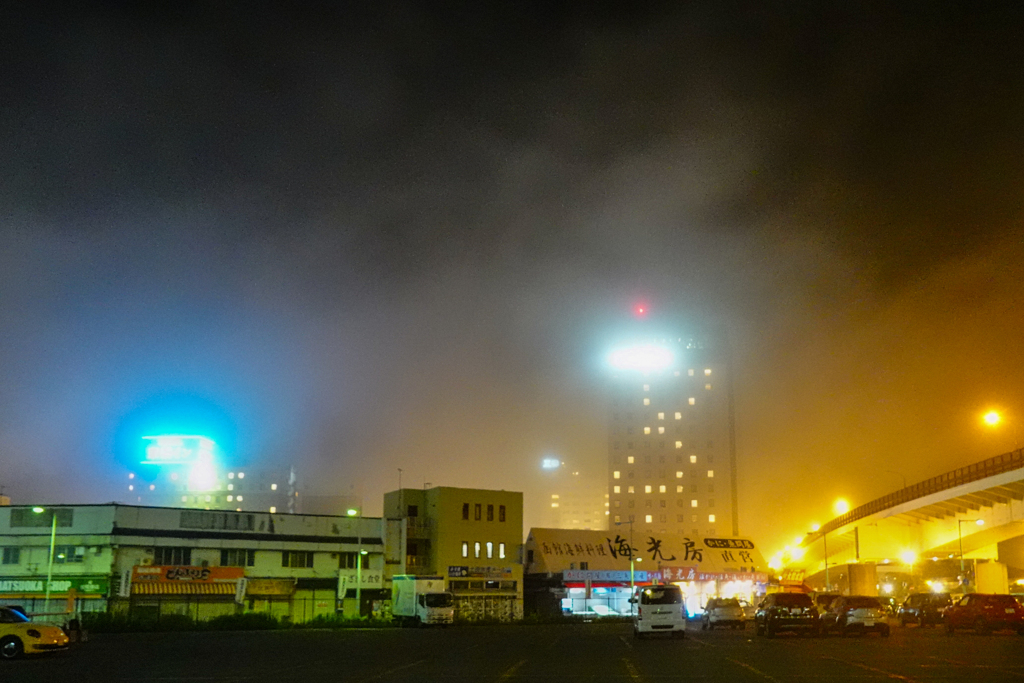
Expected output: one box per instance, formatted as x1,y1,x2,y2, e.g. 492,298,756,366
944,594,1024,635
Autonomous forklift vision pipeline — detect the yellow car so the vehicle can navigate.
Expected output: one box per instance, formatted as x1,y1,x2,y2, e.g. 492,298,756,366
0,607,69,659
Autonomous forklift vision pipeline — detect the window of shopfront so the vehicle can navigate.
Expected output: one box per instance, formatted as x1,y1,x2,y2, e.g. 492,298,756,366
154,547,191,565
221,549,255,567
281,551,314,568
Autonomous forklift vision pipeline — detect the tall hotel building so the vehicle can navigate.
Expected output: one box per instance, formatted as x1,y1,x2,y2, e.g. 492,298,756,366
607,335,738,537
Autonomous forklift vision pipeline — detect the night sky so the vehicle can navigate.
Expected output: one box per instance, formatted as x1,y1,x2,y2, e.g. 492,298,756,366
3,2,1023,554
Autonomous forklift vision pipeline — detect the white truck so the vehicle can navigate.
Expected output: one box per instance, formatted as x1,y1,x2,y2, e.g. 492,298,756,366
391,575,454,627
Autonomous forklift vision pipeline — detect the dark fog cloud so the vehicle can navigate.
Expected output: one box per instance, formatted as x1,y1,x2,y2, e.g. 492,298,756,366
2,2,1023,549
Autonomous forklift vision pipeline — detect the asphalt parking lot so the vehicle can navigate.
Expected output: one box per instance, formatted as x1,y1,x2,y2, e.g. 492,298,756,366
4,620,1024,682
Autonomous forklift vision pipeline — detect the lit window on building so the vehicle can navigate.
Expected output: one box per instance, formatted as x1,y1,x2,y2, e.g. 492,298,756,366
676,471,683,478
645,485,652,493
659,485,666,493
228,473,235,479
691,500,698,508
628,486,635,493
551,494,559,499
128,485,134,491
690,455,697,463
688,369,694,376
486,542,493,559
228,484,234,491
675,441,682,449
674,412,682,420
657,412,664,420
474,542,481,558
705,383,712,390
643,384,650,392
270,506,276,513
688,397,695,405
149,484,155,491
170,472,178,481
180,495,187,502
657,426,665,434
644,427,651,434
271,484,277,491
551,503,559,508
704,369,711,376
613,486,621,493
707,470,714,478
613,471,620,479
645,515,653,523
462,542,469,558
227,495,234,502
676,485,683,493
237,496,243,502
499,543,506,559
627,456,634,464
643,398,650,406
614,515,621,523
129,473,135,479
709,514,716,523
238,472,245,479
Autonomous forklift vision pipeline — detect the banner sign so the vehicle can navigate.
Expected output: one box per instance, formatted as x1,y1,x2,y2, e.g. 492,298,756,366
449,566,511,579
661,566,768,583
0,576,109,595
247,579,297,596
563,570,652,583
132,566,245,583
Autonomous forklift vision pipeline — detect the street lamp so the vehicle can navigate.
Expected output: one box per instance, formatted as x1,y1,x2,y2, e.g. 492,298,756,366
982,409,1020,449
615,519,636,616
32,507,58,614
356,549,368,619
958,518,985,580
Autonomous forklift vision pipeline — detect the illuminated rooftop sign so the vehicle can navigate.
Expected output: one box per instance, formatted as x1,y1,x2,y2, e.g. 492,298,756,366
541,458,561,470
142,435,216,466
607,344,675,372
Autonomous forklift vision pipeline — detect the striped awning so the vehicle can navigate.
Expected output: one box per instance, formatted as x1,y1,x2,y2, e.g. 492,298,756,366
132,582,237,595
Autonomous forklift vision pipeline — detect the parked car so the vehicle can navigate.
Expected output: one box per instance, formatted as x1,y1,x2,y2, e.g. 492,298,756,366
820,596,890,637
898,592,952,627
702,598,745,630
812,592,840,616
634,584,687,639
0,607,69,659
944,594,1024,635
737,598,758,620
755,593,820,637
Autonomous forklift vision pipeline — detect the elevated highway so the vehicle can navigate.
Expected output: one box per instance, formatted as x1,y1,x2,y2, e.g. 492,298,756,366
787,449,1024,592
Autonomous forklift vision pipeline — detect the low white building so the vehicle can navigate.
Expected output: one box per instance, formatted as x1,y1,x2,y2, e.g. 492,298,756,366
0,504,394,621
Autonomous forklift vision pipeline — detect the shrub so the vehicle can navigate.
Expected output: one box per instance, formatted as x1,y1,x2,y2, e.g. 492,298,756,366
204,612,281,631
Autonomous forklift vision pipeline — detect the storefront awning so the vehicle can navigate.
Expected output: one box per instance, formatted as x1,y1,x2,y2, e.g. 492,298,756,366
526,528,768,581
132,582,237,596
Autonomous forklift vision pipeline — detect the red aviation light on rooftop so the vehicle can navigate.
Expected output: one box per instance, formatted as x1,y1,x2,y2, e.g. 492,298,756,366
634,302,649,317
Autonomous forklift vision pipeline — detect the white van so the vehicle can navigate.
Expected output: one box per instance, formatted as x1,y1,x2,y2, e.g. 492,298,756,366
633,584,687,638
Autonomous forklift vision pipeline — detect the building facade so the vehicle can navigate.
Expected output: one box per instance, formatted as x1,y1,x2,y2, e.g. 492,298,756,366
0,504,388,621
607,335,738,538
383,487,524,621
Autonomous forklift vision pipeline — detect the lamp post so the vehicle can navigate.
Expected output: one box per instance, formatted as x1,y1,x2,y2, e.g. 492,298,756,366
822,531,829,592
32,507,58,614
356,549,368,619
615,519,636,616
957,518,984,581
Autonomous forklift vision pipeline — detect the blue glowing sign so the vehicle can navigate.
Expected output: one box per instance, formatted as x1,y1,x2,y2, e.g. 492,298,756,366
142,435,215,465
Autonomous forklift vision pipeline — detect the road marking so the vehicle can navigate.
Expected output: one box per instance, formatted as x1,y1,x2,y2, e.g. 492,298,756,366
822,656,917,682
622,657,643,681
726,658,780,682
619,634,634,650
496,659,527,681
355,658,427,683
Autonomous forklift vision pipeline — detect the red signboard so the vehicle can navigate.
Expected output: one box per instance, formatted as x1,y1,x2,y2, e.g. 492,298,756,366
132,566,244,583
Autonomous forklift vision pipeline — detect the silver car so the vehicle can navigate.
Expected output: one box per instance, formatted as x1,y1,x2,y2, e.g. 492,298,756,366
702,597,746,630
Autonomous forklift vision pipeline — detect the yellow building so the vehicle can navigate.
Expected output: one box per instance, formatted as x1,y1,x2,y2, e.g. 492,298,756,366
383,487,523,621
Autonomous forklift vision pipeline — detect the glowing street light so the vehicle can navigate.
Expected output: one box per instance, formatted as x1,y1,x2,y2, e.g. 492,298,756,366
833,499,850,516
983,410,1001,426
